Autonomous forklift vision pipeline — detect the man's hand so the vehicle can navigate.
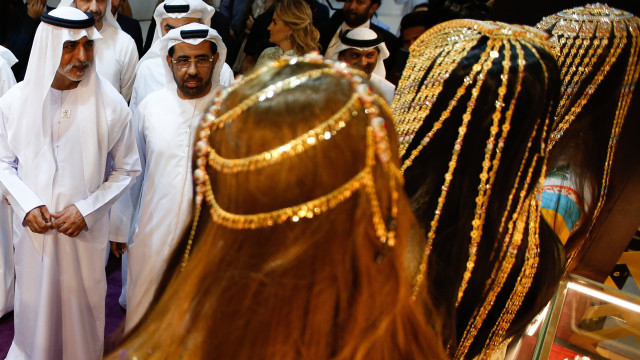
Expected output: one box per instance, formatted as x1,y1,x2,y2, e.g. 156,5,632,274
26,0,46,19
110,241,127,258
25,205,52,234
245,16,254,34
50,205,86,238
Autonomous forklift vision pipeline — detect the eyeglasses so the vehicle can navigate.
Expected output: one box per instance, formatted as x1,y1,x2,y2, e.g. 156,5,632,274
171,55,214,69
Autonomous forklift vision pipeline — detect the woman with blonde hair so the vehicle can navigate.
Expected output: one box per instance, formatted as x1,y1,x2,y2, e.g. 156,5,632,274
254,0,320,68
107,54,447,360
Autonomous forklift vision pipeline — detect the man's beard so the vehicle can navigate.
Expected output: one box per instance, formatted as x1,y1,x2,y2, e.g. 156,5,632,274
91,12,105,27
61,61,91,81
178,75,213,99
344,10,370,28
363,63,375,76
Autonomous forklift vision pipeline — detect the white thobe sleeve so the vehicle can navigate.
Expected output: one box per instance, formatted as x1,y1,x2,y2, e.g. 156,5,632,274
119,39,138,103
220,63,235,86
128,62,149,114
129,106,147,222
74,118,141,229
0,62,16,96
0,111,45,222
129,82,140,113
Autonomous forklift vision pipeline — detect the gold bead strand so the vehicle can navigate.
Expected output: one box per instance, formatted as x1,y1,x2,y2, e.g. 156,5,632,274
549,35,623,149
457,39,515,306
410,40,500,301
567,18,640,267
480,194,541,357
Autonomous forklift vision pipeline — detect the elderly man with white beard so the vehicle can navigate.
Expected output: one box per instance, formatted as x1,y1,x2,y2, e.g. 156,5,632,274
0,8,140,359
58,1,140,265
60,0,138,101
125,23,228,331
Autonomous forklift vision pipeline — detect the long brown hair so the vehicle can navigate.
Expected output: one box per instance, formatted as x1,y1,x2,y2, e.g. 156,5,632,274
108,58,447,360
275,0,320,55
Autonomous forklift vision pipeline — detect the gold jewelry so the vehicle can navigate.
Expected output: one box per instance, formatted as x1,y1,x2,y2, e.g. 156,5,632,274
394,40,475,156
536,4,640,268
457,39,515,306
397,20,555,359
410,40,498,301
480,191,542,357
208,93,359,173
201,67,340,131
455,162,542,360
459,42,554,358
182,54,402,270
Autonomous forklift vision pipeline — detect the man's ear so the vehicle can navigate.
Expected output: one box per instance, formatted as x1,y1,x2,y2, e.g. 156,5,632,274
368,3,380,17
166,55,173,69
213,52,220,65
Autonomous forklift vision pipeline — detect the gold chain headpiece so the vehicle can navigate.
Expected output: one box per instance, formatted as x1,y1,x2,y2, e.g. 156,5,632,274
182,53,402,270
393,20,553,160
536,4,640,267
394,20,555,358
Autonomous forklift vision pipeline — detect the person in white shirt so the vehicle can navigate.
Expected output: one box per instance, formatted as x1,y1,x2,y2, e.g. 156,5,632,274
124,23,227,331
59,0,138,101
117,0,230,309
0,45,17,320
329,28,395,104
0,8,140,359
58,0,140,269
129,0,233,112
0,47,17,96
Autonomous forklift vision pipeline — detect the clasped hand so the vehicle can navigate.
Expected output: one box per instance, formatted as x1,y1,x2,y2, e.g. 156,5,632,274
25,205,86,238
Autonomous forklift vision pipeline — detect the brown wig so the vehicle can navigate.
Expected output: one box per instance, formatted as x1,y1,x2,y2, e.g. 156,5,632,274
108,57,447,360
393,20,565,359
536,4,640,269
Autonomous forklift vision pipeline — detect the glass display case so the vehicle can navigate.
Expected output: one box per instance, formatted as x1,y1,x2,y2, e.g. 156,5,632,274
506,274,640,360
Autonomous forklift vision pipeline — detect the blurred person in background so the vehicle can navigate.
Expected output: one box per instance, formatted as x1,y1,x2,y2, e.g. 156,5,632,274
254,0,319,68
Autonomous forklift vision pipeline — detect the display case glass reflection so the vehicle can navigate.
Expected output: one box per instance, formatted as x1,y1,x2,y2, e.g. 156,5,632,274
507,274,640,360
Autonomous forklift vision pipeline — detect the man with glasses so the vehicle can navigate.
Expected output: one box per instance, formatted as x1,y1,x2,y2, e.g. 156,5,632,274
129,0,233,113
124,23,227,331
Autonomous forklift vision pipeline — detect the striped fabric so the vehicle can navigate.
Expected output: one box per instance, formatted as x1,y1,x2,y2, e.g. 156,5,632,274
540,170,585,244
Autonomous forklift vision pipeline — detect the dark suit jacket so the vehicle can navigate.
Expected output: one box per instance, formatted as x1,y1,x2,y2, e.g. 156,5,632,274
116,13,144,58
1,2,55,81
319,10,399,84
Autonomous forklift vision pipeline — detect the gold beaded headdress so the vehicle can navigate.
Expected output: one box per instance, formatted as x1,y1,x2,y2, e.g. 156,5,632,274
393,20,557,359
182,53,402,270
536,4,640,267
